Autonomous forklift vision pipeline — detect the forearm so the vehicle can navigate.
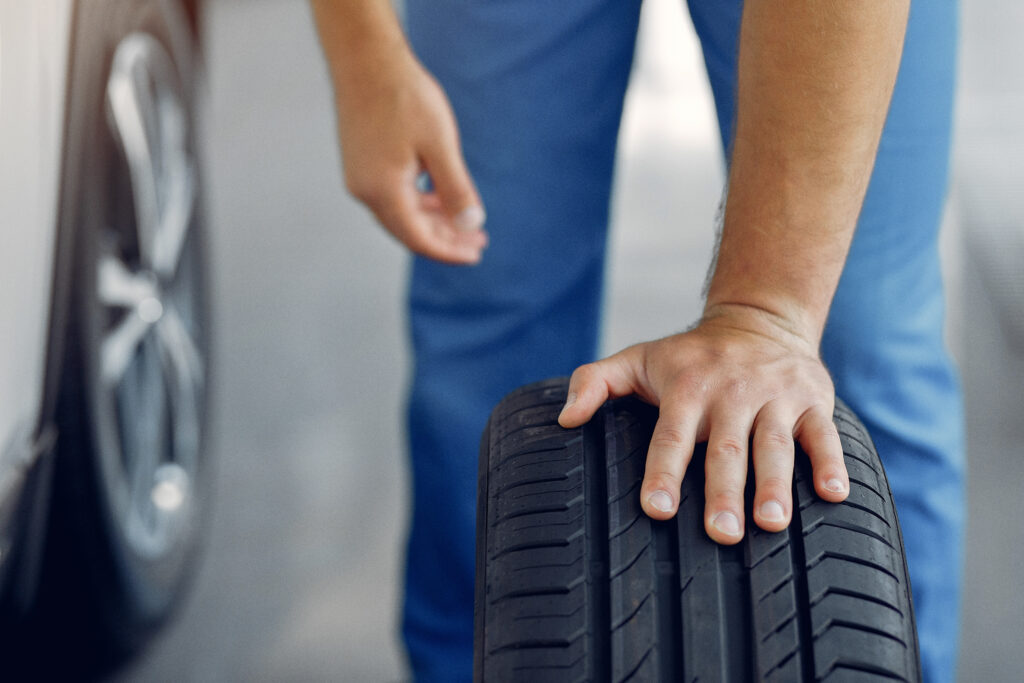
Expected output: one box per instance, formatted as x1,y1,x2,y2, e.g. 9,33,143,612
310,0,411,95
309,1,487,263
705,0,909,345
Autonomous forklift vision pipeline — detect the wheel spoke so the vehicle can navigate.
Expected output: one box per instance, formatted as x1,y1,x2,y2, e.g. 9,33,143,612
107,39,161,268
125,341,166,534
153,159,196,280
155,305,204,393
151,309,202,486
98,252,158,308
107,34,194,280
101,311,153,387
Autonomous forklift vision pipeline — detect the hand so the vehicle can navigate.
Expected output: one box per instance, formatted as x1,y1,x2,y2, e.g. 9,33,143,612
558,304,849,545
333,49,487,264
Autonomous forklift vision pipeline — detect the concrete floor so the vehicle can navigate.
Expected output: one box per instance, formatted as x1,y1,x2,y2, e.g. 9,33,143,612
116,1,1024,680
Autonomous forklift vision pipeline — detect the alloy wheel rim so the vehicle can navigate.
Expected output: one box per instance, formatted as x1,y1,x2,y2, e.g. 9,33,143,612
92,32,204,561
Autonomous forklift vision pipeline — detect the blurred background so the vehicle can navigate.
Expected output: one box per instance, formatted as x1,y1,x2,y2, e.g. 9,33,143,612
114,0,1023,680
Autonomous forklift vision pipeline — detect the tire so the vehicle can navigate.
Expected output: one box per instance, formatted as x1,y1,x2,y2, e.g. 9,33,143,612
475,379,920,682
18,0,210,675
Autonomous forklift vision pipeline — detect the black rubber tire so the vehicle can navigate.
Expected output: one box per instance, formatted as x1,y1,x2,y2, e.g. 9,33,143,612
475,378,921,682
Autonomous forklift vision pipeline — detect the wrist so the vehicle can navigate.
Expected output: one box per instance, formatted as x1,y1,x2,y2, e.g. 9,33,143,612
700,300,824,354
703,245,837,347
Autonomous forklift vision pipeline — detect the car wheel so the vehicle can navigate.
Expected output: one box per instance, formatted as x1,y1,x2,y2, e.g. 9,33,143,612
24,0,209,673
475,378,921,682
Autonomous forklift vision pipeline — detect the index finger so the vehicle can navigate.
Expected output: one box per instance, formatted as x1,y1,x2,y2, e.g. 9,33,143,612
640,403,700,520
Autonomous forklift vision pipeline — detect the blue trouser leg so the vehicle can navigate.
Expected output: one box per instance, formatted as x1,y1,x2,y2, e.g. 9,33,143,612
403,2,642,679
687,2,964,681
824,4,964,680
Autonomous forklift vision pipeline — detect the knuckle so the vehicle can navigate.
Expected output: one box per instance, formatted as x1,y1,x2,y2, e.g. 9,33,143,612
760,429,794,451
571,363,598,385
650,427,688,452
725,377,750,399
705,488,744,508
757,475,791,494
677,371,710,397
710,436,747,461
444,183,474,207
810,426,843,449
644,470,682,491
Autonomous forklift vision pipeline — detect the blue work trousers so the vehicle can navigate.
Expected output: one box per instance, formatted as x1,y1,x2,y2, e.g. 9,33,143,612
402,1,964,681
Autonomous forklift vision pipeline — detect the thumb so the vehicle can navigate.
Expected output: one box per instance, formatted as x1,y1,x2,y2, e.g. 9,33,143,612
421,136,486,232
558,352,642,428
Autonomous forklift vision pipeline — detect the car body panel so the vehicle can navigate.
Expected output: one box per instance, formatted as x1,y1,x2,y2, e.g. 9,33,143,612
0,0,74,568
0,0,73,462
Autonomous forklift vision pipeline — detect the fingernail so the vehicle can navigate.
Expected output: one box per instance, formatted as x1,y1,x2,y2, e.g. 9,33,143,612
712,511,741,536
647,491,674,513
454,205,486,232
759,500,785,523
824,478,846,494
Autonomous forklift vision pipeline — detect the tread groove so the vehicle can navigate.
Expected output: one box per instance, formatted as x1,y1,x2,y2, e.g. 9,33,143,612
489,537,575,561
494,470,578,497
760,613,797,643
488,639,573,655
513,603,586,621
841,448,876,471
720,539,753,680
847,475,885,502
790,485,816,681
835,499,892,528
749,538,791,570
608,510,644,541
492,499,580,525
490,585,575,604
608,540,649,580
810,587,904,617
653,514,682,680
764,649,799,678
607,477,643,506
494,445,571,470
807,551,899,583
607,442,645,468
756,573,795,603
821,661,910,681
583,413,611,680
813,619,908,648
610,593,651,631
802,518,896,551
617,648,652,682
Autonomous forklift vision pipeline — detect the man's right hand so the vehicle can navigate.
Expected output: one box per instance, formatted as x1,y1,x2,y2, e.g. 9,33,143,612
311,0,487,265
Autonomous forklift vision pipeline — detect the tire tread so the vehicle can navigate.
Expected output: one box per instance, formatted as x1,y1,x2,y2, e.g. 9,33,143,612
475,380,920,682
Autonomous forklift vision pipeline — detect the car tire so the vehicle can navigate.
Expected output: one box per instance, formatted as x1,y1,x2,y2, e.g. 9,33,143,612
475,378,921,682
18,0,210,675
